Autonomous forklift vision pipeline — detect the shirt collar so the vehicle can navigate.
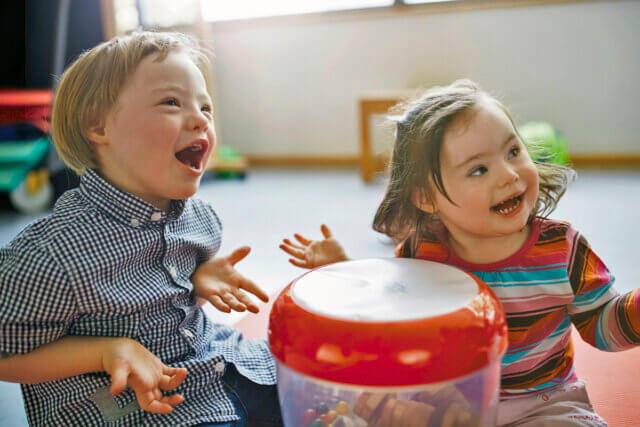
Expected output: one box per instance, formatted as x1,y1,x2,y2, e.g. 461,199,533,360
79,169,186,227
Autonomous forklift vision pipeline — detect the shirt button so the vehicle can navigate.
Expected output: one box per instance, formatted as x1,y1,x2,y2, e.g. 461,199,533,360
169,266,178,278
214,361,225,374
183,329,194,339
130,218,140,227
150,212,162,221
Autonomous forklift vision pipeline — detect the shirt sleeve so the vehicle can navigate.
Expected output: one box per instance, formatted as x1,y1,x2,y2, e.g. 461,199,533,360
567,230,640,351
0,239,76,355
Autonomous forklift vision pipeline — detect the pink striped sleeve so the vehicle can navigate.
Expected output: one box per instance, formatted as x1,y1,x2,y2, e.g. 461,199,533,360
568,227,640,350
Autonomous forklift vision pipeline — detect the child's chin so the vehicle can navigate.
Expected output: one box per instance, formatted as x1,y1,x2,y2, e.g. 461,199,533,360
170,186,199,200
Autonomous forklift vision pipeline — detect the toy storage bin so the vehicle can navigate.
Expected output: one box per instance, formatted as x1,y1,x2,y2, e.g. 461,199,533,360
268,258,507,427
0,90,54,213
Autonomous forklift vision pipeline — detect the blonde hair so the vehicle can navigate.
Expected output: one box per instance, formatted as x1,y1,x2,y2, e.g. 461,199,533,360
372,79,575,249
51,31,211,174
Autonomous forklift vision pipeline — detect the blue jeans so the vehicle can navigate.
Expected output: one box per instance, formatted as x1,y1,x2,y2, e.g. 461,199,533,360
199,363,283,427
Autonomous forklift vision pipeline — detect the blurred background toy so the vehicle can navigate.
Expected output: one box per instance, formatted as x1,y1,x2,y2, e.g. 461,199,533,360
0,90,55,214
519,121,570,166
0,89,80,214
208,144,248,180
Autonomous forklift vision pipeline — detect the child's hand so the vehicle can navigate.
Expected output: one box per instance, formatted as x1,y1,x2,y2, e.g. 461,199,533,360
280,224,349,269
102,338,187,414
192,246,269,314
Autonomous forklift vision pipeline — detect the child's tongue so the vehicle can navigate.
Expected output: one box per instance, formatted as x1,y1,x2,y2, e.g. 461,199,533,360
175,148,199,168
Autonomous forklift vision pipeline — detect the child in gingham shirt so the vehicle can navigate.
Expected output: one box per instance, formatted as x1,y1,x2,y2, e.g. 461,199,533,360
0,31,282,426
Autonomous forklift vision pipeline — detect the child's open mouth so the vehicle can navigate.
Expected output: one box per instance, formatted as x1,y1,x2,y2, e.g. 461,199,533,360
175,140,208,171
492,195,522,215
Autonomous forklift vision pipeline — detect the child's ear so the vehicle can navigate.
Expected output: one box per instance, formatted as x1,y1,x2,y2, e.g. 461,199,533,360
85,114,109,146
411,188,437,213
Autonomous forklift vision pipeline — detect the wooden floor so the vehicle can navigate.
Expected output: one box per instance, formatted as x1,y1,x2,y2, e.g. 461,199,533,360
1,168,639,425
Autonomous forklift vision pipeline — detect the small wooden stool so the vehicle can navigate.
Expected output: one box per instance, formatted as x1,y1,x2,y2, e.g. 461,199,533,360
358,91,417,182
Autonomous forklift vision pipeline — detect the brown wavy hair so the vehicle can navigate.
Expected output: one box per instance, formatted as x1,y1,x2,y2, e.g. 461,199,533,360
372,79,575,251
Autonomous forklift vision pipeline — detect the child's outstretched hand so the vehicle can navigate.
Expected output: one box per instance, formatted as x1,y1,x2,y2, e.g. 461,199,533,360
192,246,269,314
280,224,349,269
102,338,187,414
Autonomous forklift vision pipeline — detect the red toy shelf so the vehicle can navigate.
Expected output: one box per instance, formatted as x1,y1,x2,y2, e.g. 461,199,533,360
0,89,53,133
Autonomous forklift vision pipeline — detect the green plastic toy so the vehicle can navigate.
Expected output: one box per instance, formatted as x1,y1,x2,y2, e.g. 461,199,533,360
1,89,55,214
0,136,53,213
518,122,570,166
211,145,247,179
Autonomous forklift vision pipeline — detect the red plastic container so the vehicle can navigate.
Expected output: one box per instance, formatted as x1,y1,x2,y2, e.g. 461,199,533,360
269,258,507,426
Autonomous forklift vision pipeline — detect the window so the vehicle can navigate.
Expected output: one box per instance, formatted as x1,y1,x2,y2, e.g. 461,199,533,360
202,1,394,22
111,0,463,33
403,0,454,3
201,1,458,22
138,0,201,28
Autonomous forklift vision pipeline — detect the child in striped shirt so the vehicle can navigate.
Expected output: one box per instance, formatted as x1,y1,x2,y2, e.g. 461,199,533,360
280,79,639,426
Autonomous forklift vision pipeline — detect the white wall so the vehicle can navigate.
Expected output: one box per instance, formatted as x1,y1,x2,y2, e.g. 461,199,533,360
211,1,639,157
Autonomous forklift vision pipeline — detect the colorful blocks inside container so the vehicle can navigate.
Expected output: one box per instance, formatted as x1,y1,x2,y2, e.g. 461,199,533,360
309,418,326,427
335,401,349,415
316,402,329,415
301,408,317,425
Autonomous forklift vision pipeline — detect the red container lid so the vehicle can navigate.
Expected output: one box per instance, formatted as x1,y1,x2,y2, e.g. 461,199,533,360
268,258,507,387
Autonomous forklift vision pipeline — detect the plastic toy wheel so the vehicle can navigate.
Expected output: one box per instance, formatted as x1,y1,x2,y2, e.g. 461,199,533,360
9,169,54,214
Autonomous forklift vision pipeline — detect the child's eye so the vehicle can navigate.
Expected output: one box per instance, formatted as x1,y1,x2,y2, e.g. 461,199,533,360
470,166,487,177
162,98,179,107
201,104,213,114
508,146,520,159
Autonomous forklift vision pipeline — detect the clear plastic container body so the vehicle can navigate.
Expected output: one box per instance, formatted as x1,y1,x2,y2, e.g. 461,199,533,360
276,359,501,427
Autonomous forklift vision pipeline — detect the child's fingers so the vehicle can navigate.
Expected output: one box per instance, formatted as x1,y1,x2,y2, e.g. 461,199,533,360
135,389,174,414
293,234,311,246
142,398,174,414
321,224,333,239
235,291,261,313
159,367,187,391
236,276,269,303
142,393,185,413
289,258,310,269
149,389,184,411
209,295,231,313
221,292,246,312
227,246,251,266
145,401,173,414
284,238,306,250
162,393,184,408
109,361,130,395
279,244,306,260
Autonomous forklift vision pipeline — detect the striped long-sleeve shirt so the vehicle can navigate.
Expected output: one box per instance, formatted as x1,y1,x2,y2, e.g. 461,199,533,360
398,218,640,396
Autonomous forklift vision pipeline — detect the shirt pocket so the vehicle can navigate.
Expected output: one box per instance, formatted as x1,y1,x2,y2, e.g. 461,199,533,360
90,382,140,423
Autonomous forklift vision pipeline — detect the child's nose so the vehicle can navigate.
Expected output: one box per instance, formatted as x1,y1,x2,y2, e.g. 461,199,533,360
499,164,519,186
187,110,209,132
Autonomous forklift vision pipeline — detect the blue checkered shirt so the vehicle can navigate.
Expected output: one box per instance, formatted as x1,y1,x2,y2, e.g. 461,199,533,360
0,169,276,426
